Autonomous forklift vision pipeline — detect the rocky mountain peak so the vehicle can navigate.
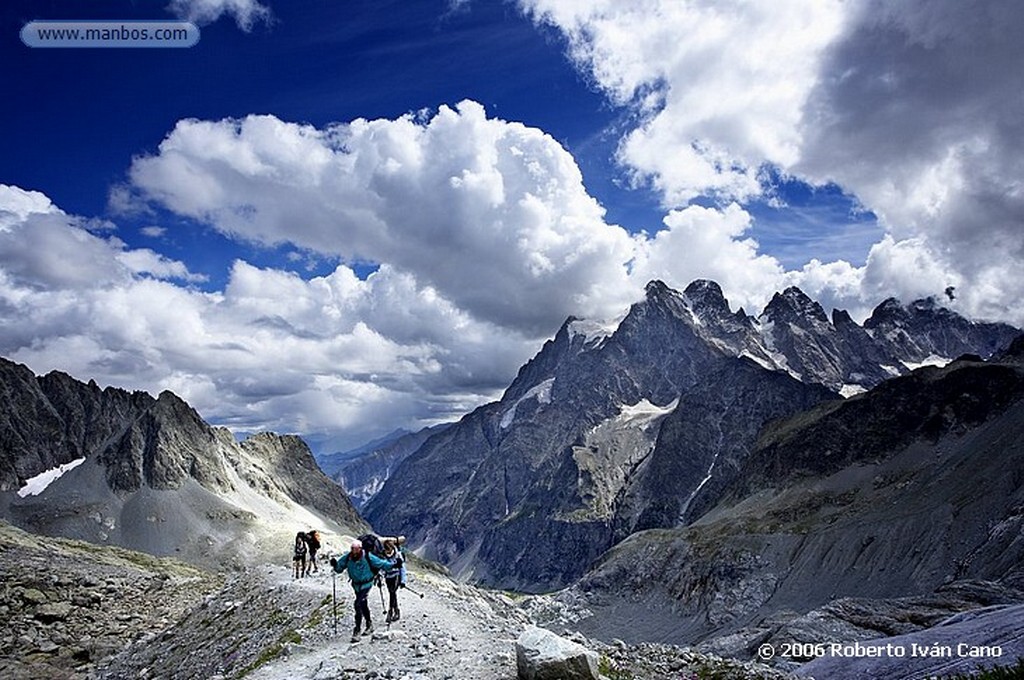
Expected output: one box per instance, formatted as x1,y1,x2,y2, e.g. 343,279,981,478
635,279,691,325
831,308,856,328
683,279,732,319
644,279,673,298
761,286,828,325
864,297,908,327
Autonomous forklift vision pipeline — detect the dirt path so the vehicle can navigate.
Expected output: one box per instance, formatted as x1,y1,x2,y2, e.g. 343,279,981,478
247,564,528,680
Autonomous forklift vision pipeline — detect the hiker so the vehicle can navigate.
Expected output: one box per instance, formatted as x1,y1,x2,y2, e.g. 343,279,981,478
381,538,405,623
304,530,321,575
292,531,307,579
330,539,397,641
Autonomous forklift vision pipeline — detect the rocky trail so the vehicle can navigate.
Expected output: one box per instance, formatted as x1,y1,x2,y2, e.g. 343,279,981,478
1,519,798,680
99,556,798,680
242,564,528,680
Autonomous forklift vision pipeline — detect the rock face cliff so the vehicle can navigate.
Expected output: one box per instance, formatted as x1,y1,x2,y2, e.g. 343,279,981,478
0,358,366,567
366,280,1019,592
561,343,1024,652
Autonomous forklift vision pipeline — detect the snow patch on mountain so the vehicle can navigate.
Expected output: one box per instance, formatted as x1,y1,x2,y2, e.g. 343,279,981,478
753,319,802,380
570,398,680,521
500,377,555,429
839,384,868,398
17,457,85,497
619,397,679,427
568,313,626,347
902,355,952,371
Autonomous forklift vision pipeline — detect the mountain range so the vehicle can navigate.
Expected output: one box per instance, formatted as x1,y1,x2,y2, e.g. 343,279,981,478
565,338,1024,649
365,280,1020,592
1,277,1022,678
0,357,365,568
316,424,451,511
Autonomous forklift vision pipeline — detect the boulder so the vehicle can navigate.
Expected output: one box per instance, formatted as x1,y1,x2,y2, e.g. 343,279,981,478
34,602,71,623
515,626,600,680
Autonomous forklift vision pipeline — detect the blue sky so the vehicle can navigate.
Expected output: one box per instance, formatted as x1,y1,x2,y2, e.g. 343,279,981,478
2,0,1023,450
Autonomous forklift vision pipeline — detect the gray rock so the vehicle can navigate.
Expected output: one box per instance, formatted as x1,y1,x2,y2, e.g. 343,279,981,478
20,588,47,605
34,602,71,623
515,626,599,680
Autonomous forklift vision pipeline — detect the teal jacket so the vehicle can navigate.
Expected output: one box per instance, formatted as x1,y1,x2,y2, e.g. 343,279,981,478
332,552,394,592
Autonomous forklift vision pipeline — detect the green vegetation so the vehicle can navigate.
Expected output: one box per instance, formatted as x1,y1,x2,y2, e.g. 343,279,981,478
598,655,635,680
235,628,303,678
264,608,287,626
305,596,336,628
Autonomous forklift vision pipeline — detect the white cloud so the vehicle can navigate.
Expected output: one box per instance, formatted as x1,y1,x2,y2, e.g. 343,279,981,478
517,0,1024,327
118,249,208,282
0,185,541,450
630,203,784,313
521,0,846,205
128,101,639,334
0,185,62,231
166,0,270,30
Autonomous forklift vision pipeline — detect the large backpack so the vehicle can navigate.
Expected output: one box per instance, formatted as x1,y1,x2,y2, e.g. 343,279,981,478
293,533,307,558
358,533,385,574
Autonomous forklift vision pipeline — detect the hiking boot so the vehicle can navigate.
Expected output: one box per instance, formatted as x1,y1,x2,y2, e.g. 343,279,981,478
362,624,374,636
351,626,361,643
385,610,393,624
392,608,400,621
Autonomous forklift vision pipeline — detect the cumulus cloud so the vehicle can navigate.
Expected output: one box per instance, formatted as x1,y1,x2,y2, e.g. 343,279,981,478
166,0,271,30
517,0,1024,326
0,186,200,291
630,203,784,313
520,0,845,205
128,101,639,334
0,185,539,450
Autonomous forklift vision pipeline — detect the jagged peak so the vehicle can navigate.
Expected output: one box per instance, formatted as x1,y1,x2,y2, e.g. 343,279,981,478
762,286,828,324
832,308,855,327
683,279,730,312
865,297,907,327
644,279,676,299
907,296,958,319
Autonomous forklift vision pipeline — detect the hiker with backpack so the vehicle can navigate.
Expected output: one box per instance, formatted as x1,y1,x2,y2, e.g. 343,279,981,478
292,531,307,579
330,538,398,641
381,538,406,623
304,530,321,575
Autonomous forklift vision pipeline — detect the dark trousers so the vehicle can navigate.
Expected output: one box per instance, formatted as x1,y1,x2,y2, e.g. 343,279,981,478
386,576,400,614
354,587,372,629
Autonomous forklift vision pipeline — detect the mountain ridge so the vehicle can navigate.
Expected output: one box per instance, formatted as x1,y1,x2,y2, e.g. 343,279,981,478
366,279,1020,592
0,357,366,568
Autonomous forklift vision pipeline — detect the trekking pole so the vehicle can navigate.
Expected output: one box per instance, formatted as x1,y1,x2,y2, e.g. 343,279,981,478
376,575,387,614
401,584,425,599
332,567,338,636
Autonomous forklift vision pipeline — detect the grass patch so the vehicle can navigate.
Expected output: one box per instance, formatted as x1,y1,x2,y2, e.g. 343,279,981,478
235,629,303,678
598,655,634,679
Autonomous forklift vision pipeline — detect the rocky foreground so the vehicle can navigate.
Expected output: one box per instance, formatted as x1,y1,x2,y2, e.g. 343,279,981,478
1,518,797,679
0,520,221,679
